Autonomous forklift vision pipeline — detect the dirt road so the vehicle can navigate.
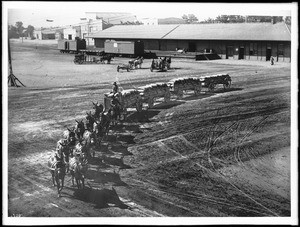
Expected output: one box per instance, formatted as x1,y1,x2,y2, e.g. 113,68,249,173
5,39,292,220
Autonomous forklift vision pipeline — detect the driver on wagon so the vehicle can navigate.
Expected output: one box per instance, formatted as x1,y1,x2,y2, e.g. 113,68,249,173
112,82,119,94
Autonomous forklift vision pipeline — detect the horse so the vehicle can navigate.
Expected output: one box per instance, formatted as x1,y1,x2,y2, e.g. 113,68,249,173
69,154,88,189
74,119,85,140
129,56,144,69
48,153,66,197
166,57,171,69
100,54,113,64
134,56,144,69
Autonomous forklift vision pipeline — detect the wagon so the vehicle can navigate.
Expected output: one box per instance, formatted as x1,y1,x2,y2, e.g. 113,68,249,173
137,83,171,108
104,89,143,119
74,53,112,64
167,77,202,99
200,74,231,91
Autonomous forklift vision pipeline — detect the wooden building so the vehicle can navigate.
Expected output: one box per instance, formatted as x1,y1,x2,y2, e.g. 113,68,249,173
89,23,291,62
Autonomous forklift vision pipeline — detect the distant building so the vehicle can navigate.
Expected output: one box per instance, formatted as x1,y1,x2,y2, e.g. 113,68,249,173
33,28,63,40
85,12,137,25
33,29,42,40
63,26,81,40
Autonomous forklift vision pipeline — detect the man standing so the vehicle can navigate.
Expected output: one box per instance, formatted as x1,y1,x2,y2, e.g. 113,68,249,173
270,56,275,65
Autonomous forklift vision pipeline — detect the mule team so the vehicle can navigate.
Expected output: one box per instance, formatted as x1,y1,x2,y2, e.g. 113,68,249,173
48,83,123,197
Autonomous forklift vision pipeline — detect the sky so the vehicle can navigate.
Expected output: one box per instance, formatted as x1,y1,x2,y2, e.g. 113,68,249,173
4,2,294,28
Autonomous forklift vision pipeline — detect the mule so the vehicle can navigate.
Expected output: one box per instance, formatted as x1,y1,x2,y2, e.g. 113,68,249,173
85,111,96,132
81,130,96,157
56,139,73,172
63,127,77,147
48,155,66,197
69,155,88,189
91,101,104,120
74,119,85,140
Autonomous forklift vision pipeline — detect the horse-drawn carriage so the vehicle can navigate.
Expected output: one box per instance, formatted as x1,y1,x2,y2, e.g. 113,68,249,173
117,56,144,72
150,57,171,72
200,74,231,91
104,89,143,120
137,83,171,108
168,77,202,99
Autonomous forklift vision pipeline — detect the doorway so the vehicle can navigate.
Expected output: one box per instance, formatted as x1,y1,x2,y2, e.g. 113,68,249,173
266,48,272,61
238,47,245,59
226,46,233,59
188,42,196,52
68,34,72,40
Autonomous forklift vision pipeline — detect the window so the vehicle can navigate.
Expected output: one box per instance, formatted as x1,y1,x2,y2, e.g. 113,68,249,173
278,44,284,56
250,43,257,55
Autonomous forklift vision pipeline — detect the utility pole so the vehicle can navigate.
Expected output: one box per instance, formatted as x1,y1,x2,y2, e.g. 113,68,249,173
8,38,25,87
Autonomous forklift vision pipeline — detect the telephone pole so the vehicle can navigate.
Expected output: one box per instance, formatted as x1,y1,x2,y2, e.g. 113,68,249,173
8,38,26,87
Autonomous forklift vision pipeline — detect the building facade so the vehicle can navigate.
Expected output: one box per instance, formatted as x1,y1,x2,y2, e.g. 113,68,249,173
90,23,291,62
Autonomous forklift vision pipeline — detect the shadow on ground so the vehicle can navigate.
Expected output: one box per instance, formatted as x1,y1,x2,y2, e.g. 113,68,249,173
73,187,129,209
86,169,128,186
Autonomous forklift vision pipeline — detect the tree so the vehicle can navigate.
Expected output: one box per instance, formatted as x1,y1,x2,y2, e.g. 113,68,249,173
27,25,35,39
8,25,19,38
182,14,198,23
15,21,24,42
285,16,291,25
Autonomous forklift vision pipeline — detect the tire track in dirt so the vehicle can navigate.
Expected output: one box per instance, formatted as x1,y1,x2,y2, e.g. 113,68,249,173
128,135,280,216
128,178,271,216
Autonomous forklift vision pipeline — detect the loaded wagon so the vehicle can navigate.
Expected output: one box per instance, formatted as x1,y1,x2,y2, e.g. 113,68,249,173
58,38,86,54
104,40,144,58
168,77,202,99
104,89,143,119
137,83,171,108
200,74,231,91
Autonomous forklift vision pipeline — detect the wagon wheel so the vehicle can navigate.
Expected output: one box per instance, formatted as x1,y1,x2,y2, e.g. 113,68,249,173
223,80,231,90
148,98,154,109
78,59,84,64
136,99,143,112
74,60,79,64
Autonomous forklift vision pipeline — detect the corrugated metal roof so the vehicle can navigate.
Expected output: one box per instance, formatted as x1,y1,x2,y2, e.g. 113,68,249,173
89,23,290,41
89,25,179,39
164,23,290,41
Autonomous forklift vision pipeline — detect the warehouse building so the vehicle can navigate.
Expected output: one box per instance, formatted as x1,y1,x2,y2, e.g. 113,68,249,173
89,23,291,62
